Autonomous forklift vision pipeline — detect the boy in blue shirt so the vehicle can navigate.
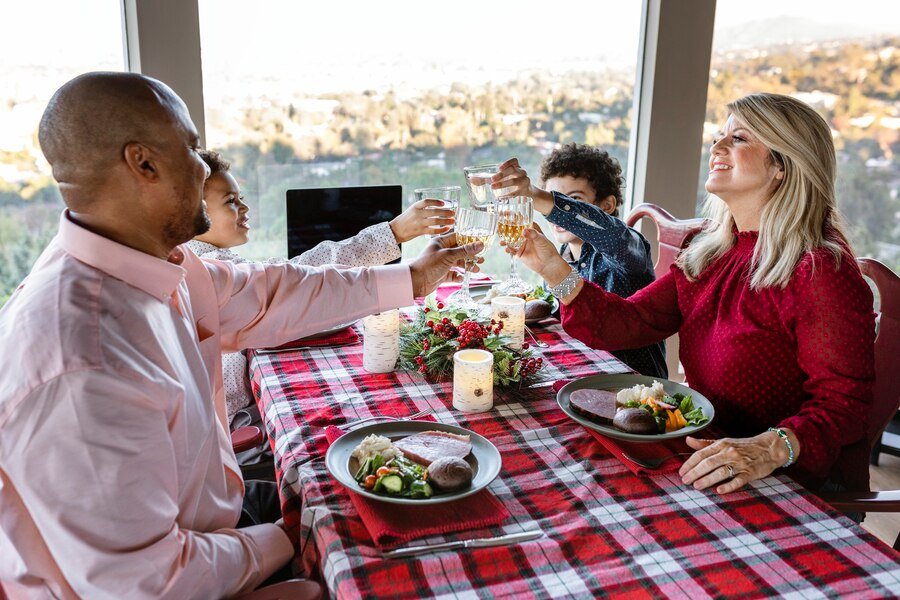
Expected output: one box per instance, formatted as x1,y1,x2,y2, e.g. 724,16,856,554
496,145,667,378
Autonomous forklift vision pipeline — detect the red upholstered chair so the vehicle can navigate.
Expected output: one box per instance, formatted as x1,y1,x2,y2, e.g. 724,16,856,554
232,425,265,453
819,258,900,549
625,203,709,278
625,203,709,379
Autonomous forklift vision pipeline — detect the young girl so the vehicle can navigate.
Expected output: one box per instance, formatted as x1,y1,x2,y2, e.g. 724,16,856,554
187,151,454,432
496,146,667,378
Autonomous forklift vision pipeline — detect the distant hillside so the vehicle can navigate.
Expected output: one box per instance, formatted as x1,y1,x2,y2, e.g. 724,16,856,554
715,16,881,51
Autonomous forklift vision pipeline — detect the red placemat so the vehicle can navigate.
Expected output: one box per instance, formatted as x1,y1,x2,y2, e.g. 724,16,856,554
324,425,509,549
265,326,359,351
553,379,713,476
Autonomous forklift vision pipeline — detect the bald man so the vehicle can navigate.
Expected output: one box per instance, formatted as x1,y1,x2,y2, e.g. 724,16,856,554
0,72,481,599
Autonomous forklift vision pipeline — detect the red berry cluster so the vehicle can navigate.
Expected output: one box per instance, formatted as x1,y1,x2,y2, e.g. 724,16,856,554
457,320,490,349
512,356,543,378
426,316,457,340
488,319,504,336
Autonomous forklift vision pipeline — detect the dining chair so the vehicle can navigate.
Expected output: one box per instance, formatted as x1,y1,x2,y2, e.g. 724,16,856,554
232,425,265,453
0,579,322,599
624,203,709,278
819,257,900,549
234,579,323,599
625,203,709,379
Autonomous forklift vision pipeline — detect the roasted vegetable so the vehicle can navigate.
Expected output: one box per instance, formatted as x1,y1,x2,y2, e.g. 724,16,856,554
427,457,474,491
612,407,659,434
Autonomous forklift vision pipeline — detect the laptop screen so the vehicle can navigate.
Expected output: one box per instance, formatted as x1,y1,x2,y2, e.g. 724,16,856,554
286,185,402,261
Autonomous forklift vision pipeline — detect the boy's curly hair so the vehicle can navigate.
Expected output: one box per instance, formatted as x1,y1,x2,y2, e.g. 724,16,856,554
539,143,623,217
199,150,231,176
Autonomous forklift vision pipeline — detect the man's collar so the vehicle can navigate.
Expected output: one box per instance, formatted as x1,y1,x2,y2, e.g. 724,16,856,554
56,210,186,302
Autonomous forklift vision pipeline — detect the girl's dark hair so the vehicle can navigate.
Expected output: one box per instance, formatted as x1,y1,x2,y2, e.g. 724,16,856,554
199,150,230,176
540,143,623,216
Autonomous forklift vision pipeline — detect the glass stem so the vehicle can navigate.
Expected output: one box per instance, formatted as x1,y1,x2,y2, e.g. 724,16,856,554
508,254,520,282
460,261,473,298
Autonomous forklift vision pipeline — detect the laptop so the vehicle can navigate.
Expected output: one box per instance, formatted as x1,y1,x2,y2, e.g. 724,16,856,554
286,185,402,261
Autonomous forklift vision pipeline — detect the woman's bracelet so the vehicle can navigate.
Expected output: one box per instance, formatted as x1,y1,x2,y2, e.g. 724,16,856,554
548,266,581,299
768,427,795,468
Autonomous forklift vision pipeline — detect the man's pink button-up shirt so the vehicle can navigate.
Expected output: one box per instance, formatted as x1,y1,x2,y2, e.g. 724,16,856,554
0,212,413,599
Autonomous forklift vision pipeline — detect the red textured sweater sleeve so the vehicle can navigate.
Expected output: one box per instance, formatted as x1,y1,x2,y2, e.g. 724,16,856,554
561,268,683,351
778,253,875,480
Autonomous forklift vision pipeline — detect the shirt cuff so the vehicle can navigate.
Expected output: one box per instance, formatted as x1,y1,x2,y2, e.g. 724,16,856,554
375,264,415,309
238,523,295,591
374,220,401,247
545,191,570,226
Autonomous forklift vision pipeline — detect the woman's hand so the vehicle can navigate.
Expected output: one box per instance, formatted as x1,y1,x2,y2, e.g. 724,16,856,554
390,199,455,243
506,228,579,299
492,158,555,215
679,429,798,494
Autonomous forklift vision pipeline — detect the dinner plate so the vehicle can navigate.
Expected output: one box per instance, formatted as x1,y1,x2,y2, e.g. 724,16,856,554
470,284,559,325
297,319,358,341
325,420,502,505
557,374,715,442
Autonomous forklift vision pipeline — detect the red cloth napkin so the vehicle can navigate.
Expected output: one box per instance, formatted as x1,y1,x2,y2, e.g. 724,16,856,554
434,276,496,304
324,425,510,549
265,326,359,350
554,379,705,476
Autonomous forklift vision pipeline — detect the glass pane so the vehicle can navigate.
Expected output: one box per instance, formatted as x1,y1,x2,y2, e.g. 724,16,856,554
697,1,900,271
199,0,642,281
0,1,125,305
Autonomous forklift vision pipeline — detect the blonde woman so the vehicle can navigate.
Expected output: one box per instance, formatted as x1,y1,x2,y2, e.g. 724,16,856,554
511,93,875,496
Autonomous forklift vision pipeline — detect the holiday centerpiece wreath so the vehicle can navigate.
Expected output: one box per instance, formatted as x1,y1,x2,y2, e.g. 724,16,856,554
399,297,544,387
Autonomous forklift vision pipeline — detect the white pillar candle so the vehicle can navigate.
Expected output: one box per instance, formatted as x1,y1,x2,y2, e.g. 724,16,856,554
362,310,400,373
452,349,494,413
491,296,526,350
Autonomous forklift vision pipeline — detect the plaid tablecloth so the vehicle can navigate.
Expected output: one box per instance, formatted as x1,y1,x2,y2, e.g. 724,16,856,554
250,313,900,599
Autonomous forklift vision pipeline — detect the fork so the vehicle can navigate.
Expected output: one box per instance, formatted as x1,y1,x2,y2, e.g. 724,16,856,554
524,325,549,349
620,452,694,469
338,407,434,430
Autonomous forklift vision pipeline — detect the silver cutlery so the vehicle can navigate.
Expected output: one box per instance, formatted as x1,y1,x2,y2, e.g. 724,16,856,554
527,380,556,389
338,407,435,430
621,452,694,469
382,530,544,559
524,325,549,349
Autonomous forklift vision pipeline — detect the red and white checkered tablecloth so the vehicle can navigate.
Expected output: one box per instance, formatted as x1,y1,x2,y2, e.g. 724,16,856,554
250,313,900,599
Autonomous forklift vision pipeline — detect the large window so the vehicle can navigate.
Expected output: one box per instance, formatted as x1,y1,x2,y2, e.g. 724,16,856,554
696,1,900,271
198,1,643,277
0,1,125,305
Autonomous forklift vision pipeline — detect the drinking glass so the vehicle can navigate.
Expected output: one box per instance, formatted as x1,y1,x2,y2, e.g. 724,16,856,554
463,164,513,209
495,197,534,295
413,186,461,214
446,206,498,311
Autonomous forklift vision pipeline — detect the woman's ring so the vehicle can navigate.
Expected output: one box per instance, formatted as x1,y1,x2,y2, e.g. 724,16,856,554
726,465,736,479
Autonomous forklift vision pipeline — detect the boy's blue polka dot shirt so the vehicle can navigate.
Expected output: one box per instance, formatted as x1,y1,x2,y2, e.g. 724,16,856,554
547,191,668,378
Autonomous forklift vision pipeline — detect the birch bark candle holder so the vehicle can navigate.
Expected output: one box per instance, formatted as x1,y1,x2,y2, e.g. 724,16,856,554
362,310,400,373
452,349,494,413
490,296,526,350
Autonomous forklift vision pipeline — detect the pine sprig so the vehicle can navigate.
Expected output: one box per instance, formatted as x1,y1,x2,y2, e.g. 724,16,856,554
399,300,544,387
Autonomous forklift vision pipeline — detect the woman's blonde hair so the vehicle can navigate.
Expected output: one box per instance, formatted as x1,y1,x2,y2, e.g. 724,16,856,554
677,93,851,289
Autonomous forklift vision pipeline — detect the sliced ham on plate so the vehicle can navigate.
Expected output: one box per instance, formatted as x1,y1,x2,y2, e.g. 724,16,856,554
394,430,472,467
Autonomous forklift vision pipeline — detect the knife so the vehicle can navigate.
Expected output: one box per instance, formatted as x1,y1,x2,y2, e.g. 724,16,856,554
381,530,543,559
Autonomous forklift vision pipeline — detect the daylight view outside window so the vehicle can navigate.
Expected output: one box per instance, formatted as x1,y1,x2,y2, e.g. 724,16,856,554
697,1,900,271
197,0,643,278
0,1,124,305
